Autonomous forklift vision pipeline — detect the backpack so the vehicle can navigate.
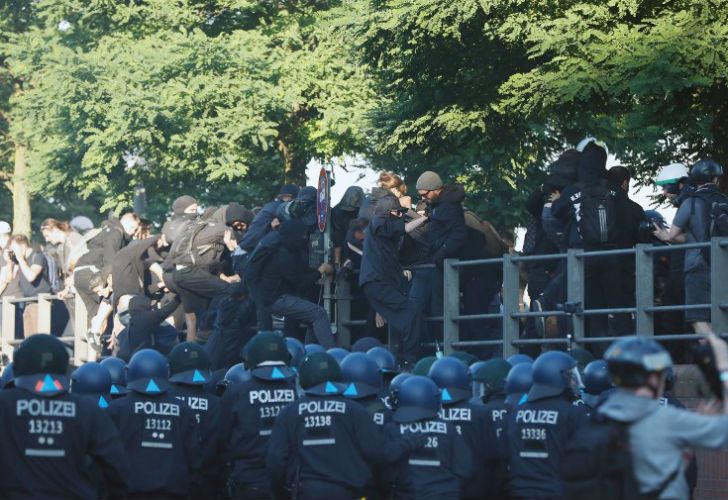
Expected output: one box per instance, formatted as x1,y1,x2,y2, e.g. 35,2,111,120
66,226,105,270
576,181,618,246
167,219,211,267
561,414,677,500
689,191,728,264
42,253,61,294
463,210,508,258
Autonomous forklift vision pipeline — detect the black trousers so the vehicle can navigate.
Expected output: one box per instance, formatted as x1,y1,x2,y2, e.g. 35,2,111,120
362,280,422,364
170,267,231,314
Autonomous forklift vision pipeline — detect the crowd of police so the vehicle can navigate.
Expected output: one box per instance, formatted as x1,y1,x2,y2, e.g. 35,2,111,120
1,136,728,498
1,327,728,499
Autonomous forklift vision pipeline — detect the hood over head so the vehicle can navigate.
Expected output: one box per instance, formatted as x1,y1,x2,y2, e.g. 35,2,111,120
226,202,254,227
172,195,197,216
373,194,403,216
338,186,365,212
577,141,608,184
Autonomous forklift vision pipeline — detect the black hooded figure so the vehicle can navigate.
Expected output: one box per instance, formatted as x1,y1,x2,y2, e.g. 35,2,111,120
332,186,365,267
115,294,181,361
257,219,336,348
360,195,422,367
551,141,633,345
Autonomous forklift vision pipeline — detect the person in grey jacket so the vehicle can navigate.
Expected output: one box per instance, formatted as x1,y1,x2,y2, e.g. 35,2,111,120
598,334,728,499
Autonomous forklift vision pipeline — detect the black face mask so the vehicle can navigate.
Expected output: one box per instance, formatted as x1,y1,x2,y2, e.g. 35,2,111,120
232,229,246,243
118,311,131,328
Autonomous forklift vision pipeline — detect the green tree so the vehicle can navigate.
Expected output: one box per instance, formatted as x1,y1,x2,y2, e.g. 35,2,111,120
3,0,374,221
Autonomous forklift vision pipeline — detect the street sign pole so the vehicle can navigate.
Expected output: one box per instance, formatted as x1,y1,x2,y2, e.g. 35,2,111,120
316,168,333,324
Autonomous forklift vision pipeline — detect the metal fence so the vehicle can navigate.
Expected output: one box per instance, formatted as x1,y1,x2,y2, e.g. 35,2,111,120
335,238,728,355
1,293,92,365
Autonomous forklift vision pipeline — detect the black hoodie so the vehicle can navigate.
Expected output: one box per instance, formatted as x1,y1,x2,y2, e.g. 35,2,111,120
427,184,467,266
257,219,321,306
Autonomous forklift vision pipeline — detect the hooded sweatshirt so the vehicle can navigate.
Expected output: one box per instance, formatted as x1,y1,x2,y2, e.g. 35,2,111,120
598,389,728,499
427,184,467,265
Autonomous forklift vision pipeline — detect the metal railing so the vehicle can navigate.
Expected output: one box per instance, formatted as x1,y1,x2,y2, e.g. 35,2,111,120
335,238,728,356
1,293,92,365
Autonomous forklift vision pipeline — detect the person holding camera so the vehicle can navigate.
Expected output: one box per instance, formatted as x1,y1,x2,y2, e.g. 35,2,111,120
8,235,52,337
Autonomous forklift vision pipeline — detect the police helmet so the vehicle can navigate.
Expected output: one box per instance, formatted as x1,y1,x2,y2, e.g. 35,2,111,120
449,351,478,366
100,357,128,396
507,353,533,366
304,344,326,355
245,333,296,381
469,360,487,377
583,360,613,396
505,362,533,406
126,349,169,395
385,372,412,409
351,336,383,353
604,337,672,388
569,347,595,374
13,334,70,395
472,358,512,396
169,342,211,385
393,375,441,423
71,362,112,408
412,356,437,376
689,159,723,184
366,346,397,373
0,362,14,388
298,352,343,394
428,356,471,404
340,352,382,399
285,337,305,367
327,347,350,365
528,351,579,402
224,363,252,384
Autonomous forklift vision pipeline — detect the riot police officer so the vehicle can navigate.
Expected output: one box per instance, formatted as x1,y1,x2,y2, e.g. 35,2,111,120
340,352,389,426
506,351,587,499
168,342,224,497
0,335,128,498
505,361,533,406
429,357,490,500
472,358,512,499
384,375,471,499
266,352,422,500
107,348,199,499
100,356,128,398
1,362,14,388
581,359,613,409
72,361,113,409
221,332,297,499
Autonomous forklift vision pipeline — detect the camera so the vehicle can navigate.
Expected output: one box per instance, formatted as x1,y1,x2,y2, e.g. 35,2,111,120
7,251,18,264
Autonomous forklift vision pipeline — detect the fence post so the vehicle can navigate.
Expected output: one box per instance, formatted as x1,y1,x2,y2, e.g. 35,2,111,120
73,293,89,365
502,254,519,358
1,298,15,357
567,249,585,344
334,275,352,349
37,294,52,334
635,244,654,336
443,259,460,355
711,238,728,335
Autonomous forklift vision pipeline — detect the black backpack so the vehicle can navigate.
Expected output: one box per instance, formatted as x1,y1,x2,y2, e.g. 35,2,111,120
167,219,210,267
689,191,728,264
561,414,676,500
576,181,618,246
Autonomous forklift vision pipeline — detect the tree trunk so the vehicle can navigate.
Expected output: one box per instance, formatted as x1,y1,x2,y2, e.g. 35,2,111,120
12,143,32,237
278,138,308,186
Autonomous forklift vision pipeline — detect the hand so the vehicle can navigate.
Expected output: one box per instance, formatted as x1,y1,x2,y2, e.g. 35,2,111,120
57,287,69,299
705,332,728,372
270,218,281,230
653,223,670,242
375,312,387,328
549,191,561,202
318,263,334,276
403,270,412,281
223,229,237,251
